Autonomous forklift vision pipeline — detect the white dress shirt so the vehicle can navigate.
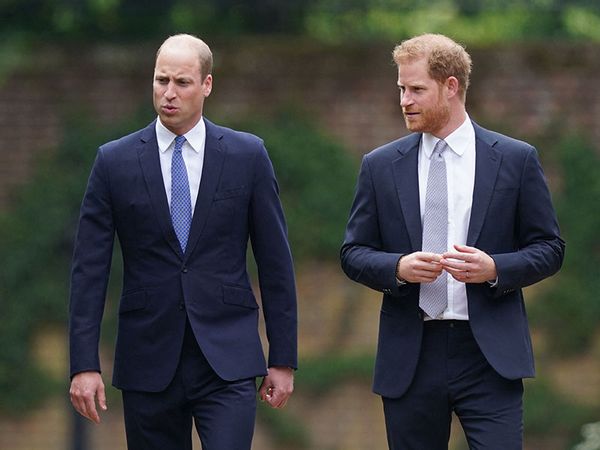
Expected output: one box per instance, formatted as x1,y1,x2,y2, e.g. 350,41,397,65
418,115,476,320
155,118,206,215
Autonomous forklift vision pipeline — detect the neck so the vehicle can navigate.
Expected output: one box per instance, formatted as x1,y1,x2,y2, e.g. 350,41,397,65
434,107,467,139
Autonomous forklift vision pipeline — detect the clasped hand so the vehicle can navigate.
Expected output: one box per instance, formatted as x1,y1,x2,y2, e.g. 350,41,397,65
397,244,496,284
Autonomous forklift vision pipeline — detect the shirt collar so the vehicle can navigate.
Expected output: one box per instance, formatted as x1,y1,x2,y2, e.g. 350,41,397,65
422,114,474,159
155,117,206,153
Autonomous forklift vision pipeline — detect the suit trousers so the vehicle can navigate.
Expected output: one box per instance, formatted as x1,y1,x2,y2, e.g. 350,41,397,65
122,319,257,450
382,320,523,450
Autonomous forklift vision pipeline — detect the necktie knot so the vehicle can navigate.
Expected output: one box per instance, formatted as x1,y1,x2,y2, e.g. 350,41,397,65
433,139,448,158
174,135,186,152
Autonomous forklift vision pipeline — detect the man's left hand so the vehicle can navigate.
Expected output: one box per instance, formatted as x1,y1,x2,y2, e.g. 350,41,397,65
258,366,294,409
440,244,497,284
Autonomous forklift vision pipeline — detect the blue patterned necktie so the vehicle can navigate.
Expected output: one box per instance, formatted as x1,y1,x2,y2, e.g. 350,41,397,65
420,139,449,318
170,135,192,252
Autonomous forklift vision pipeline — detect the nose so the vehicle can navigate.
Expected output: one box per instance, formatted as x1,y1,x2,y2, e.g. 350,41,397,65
164,81,176,99
400,90,412,107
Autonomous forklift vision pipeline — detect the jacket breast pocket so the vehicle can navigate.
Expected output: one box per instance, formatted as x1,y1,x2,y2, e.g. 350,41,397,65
222,284,259,309
492,187,518,198
214,186,247,201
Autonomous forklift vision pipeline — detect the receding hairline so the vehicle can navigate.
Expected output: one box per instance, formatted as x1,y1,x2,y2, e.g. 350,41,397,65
156,34,213,78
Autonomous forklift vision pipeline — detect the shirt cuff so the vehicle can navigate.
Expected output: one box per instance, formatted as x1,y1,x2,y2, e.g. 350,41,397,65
487,277,499,287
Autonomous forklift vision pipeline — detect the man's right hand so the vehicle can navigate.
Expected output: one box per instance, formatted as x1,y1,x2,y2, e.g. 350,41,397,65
397,252,444,283
69,371,107,424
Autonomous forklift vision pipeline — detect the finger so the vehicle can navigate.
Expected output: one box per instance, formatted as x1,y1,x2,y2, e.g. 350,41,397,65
268,390,290,409
70,388,88,418
262,385,274,403
442,254,478,268
419,252,443,262
83,394,100,423
257,378,268,401
419,273,442,281
71,394,86,418
76,384,100,423
441,260,473,272
266,389,280,407
453,244,477,253
441,252,470,263
97,384,107,411
413,262,444,273
446,270,469,281
443,265,467,274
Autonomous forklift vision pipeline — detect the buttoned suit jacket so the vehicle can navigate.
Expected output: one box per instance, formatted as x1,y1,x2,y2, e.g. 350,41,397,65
69,118,297,392
341,121,564,398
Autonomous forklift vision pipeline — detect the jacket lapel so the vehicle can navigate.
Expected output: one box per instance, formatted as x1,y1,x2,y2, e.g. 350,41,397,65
392,135,422,252
137,121,183,258
184,119,225,259
467,123,502,246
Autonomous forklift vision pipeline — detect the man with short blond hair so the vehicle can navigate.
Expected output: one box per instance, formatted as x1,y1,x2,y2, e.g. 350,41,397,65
341,33,564,449
69,34,297,450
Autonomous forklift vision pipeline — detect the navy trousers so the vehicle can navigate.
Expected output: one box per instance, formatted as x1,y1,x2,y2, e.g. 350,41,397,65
122,320,257,450
382,320,523,450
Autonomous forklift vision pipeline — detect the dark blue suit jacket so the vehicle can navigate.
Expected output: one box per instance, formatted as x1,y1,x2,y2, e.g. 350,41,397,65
69,118,297,392
341,122,564,398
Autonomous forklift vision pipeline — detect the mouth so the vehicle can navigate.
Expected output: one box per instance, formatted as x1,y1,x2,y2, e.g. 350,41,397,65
162,105,179,114
403,111,420,119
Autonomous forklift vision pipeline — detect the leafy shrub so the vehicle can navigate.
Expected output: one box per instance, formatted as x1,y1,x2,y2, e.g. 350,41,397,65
231,109,359,262
530,134,600,354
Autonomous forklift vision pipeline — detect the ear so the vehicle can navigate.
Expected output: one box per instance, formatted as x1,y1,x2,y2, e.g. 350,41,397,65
202,74,213,97
445,76,459,99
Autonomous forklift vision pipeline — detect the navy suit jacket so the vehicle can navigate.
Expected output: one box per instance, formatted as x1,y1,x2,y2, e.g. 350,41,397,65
341,122,564,398
69,118,297,392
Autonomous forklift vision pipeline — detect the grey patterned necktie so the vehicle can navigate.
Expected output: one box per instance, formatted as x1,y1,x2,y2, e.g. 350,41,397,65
420,139,449,318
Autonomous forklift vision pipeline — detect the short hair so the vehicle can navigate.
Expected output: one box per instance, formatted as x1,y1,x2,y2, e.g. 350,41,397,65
156,34,213,80
392,34,472,101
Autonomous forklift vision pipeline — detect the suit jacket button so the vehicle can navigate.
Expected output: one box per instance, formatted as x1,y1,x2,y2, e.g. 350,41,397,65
182,267,188,273
179,303,185,310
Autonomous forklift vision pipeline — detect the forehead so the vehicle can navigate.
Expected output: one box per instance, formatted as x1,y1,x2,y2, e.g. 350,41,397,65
154,45,201,77
397,58,432,84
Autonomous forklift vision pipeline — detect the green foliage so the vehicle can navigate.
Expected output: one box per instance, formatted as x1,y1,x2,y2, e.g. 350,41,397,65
295,352,375,395
257,403,312,449
305,0,600,44
524,378,597,435
256,352,375,449
530,134,600,354
0,0,310,41
231,110,359,262
3,0,600,45
0,113,139,413
564,6,600,40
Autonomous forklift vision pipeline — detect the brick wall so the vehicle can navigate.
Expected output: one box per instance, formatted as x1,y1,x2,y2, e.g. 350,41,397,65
2,39,599,209
1,38,598,450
